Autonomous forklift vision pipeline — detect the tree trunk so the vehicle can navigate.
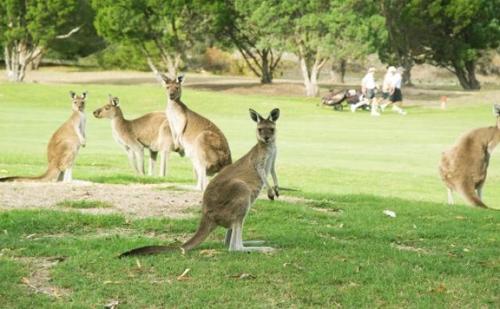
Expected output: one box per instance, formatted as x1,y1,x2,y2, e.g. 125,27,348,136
31,49,44,70
299,54,328,97
260,49,272,84
4,42,44,82
330,59,346,84
453,60,480,90
397,55,413,86
339,59,346,84
4,45,25,82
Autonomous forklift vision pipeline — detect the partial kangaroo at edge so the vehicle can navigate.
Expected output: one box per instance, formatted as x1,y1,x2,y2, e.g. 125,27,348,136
0,91,87,183
93,95,177,177
161,74,232,190
439,104,500,208
120,108,280,257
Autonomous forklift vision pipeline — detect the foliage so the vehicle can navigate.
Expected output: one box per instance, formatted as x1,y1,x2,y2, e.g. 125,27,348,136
92,0,208,77
379,0,500,90
47,0,106,61
0,0,80,81
208,0,286,83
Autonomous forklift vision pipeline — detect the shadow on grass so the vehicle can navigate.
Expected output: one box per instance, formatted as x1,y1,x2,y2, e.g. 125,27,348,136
87,174,192,185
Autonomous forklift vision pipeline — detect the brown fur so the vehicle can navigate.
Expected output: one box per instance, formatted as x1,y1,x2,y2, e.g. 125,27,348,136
0,91,87,182
162,75,231,190
93,95,176,176
439,104,500,208
120,108,280,257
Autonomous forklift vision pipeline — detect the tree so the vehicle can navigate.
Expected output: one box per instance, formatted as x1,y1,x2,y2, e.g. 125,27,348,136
92,0,206,78
208,0,284,84
254,0,371,96
376,0,418,86
0,0,80,82
381,0,500,90
46,0,106,65
329,6,385,84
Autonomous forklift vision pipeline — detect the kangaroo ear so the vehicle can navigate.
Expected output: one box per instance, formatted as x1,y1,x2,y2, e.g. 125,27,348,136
161,74,172,84
69,91,76,99
176,74,185,84
268,108,280,122
249,109,263,123
111,97,120,106
82,91,88,99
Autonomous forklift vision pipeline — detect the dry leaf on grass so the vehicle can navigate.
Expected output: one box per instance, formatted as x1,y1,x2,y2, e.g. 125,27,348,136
230,273,256,280
383,210,397,218
199,249,220,257
430,283,447,293
177,268,191,281
104,300,119,309
283,263,304,271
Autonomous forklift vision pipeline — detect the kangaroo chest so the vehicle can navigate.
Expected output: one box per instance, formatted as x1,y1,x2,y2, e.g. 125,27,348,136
111,120,127,147
255,145,276,179
166,102,185,140
78,113,86,135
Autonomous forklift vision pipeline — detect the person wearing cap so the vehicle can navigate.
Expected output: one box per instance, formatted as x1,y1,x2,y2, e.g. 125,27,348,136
355,67,380,116
380,66,396,109
381,66,407,115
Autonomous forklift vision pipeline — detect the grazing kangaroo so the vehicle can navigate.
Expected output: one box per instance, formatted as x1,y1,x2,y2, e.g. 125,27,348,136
0,91,87,182
120,108,280,257
93,95,176,177
161,75,232,190
439,104,500,208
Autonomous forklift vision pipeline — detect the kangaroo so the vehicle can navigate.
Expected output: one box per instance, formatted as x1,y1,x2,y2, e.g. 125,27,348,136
0,91,87,182
439,104,500,208
120,108,280,257
93,95,176,177
161,74,232,190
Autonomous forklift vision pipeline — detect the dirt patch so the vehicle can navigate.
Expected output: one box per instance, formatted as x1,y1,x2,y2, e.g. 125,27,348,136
16,256,70,298
0,182,201,219
0,181,308,219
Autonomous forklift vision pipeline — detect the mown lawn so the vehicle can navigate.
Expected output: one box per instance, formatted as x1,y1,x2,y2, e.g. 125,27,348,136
0,81,499,307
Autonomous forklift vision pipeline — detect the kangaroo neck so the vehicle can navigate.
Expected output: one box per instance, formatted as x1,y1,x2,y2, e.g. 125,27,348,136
257,140,275,152
111,109,127,128
167,97,187,112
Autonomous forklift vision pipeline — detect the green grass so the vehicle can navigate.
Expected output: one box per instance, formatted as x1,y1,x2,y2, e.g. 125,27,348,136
0,82,499,307
56,200,112,209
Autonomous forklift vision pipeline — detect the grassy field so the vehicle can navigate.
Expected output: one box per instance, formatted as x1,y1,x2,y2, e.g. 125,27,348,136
0,81,499,307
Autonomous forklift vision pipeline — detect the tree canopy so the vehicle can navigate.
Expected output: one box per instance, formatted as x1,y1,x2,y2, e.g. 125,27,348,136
0,0,80,81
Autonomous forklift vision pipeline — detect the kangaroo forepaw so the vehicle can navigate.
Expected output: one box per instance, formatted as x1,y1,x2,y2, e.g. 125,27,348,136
273,185,280,197
267,188,275,200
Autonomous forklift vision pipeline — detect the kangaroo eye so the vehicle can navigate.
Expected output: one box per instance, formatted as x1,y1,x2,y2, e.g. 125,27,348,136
105,106,110,110
258,128,263,133
269,129,274,133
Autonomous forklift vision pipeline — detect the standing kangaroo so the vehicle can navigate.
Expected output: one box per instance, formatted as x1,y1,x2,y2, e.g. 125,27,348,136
120,108,280,257
93,95,176,177
0,91,87,182
439,104,500,208
161,75,232,190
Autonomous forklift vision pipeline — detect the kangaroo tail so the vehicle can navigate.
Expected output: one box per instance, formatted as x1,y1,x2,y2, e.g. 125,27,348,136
119,244,179,258
180,215,217,251
0,166,59,182
119,215,217,258
458,184,488,208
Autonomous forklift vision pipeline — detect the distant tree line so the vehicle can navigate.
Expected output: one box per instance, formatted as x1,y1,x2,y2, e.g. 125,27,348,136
0,0,498,94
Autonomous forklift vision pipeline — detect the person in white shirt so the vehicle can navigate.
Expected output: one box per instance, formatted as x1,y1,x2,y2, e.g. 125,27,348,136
353,67,380,116
381,66,406,115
